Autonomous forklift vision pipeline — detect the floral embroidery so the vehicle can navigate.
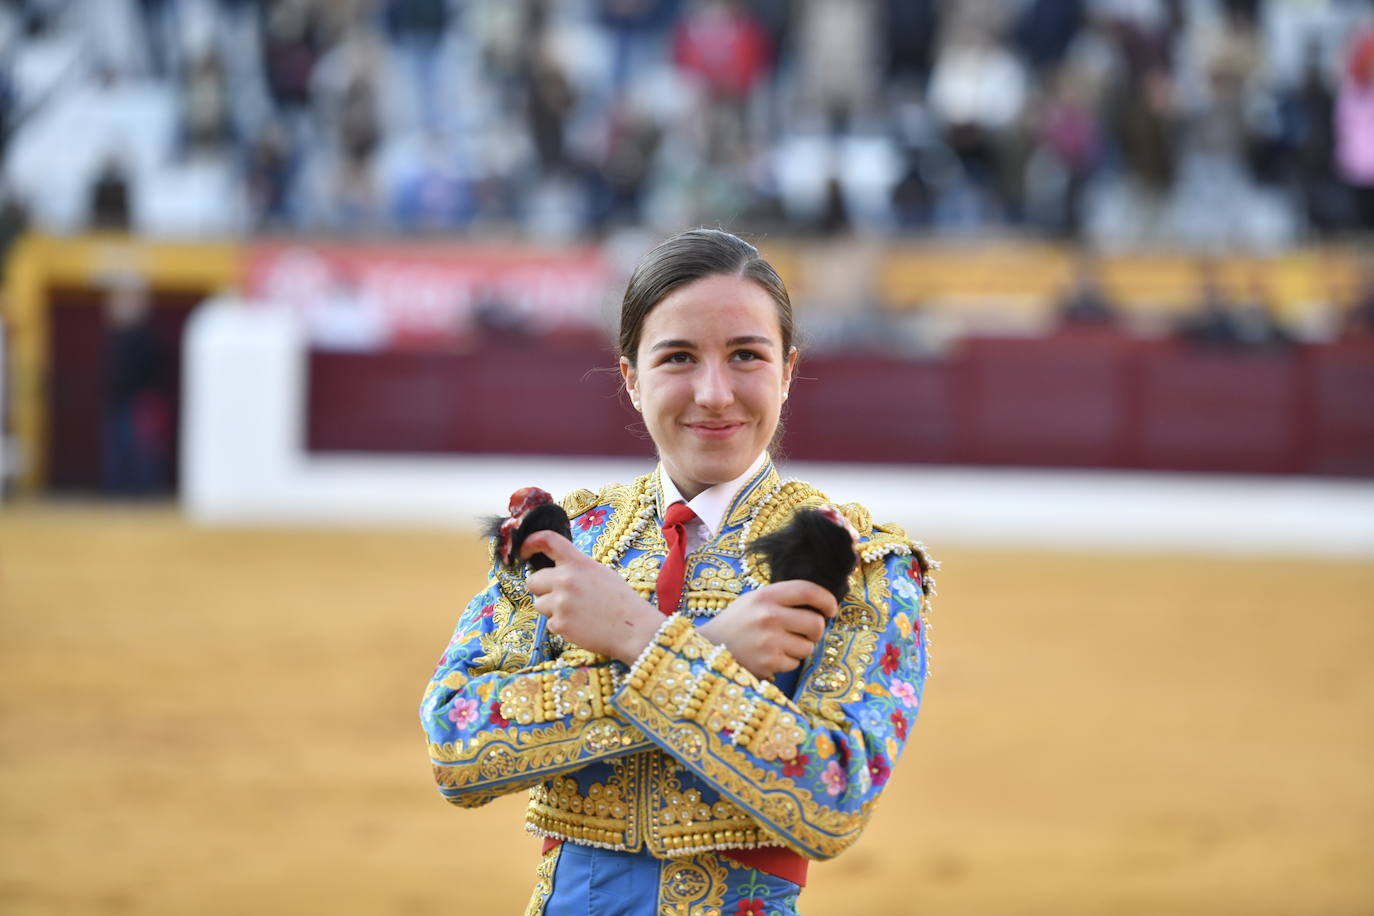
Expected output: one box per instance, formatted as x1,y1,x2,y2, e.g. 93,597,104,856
736,899,766,916
893,612,912,640
821,760,846,796
891,575,920,602
868,753,891,788
813,734,835,759
880,643,901,675
781,754,810,779
891,679,919,708
477,603,495,620
577,508,608,531
890,711,908,741
488,701,509,727
447,697,479,729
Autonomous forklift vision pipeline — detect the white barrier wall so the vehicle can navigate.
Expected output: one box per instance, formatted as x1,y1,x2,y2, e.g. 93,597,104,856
180,298,656,528
180,298,1374,555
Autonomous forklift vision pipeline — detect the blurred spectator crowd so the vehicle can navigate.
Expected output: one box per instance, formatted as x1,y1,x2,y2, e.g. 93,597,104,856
2,0,1373,249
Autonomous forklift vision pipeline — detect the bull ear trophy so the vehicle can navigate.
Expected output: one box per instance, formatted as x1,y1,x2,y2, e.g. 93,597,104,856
485,487,573,571
745,505,860,609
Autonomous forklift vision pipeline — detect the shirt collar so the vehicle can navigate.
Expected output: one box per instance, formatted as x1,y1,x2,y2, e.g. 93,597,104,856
659,451,769,539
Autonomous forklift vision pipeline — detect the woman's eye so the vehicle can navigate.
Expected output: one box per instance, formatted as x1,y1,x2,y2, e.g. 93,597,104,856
664,352,693,364
733,350,762,362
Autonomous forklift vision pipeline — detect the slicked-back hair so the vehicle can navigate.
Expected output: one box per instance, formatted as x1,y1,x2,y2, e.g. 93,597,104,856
617,228,794,365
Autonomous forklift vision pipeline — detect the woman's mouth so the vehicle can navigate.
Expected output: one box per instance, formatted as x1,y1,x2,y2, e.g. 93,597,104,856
685,421,746,440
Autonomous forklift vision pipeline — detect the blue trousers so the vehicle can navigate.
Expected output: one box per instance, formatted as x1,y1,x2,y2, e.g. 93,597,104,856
529,843,802,915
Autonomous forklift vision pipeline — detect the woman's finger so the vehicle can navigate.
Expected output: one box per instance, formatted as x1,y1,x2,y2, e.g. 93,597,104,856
520,530,581,565
780,607,827,642
764,580,839,618
524,568,551,595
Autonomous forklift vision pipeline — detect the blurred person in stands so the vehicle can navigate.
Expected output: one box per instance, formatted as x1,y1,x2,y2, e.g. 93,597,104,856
102,281,170,495
1278,43,1346,234
421,229,934,914
926,20,1028,223
526,45,577,176
1335,27,1374,230
593,93,664,226
384,0,451,134
245,119,296,229
1340,262,1374,340
259,0,323,136
1177,260,1291,350
1177,260,1246,347
179,48,232,154
300,21,388,232
794,0,879,125
1232,271,1294,350
672,0,772,166
1025,63,1105,236
88,154,133,231
599,0,679,91
1056,249,1118,328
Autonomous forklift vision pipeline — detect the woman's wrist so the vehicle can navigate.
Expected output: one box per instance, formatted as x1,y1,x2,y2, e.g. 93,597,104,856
611,599,668,666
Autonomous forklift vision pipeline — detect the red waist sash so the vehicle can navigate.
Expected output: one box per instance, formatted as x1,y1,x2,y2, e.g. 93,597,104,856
541,838,808,887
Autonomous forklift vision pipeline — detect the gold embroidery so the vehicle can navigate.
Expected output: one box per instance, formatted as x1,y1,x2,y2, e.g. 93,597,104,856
648,755,770,853
619,615,880,858
619,552,662,601
498,663,620,725
475,588,542,671
524,844,561,916
659,850,729,916
527,766,640,848
523,749,782,856
683,559,744,613
430,713,650,804
560,487,599,519
590,478,652,564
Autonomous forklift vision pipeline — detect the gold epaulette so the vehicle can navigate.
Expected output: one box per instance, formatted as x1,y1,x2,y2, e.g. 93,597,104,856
560,487,599,520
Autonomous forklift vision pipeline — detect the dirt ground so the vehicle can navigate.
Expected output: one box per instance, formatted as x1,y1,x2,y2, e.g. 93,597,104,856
1,504,1371,915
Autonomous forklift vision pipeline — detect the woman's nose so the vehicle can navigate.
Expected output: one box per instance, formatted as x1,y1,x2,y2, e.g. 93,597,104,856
694,363,734,409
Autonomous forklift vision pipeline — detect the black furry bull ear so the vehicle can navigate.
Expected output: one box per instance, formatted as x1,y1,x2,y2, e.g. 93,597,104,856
511,503,572,571
746,507,859,604
486,487,572,571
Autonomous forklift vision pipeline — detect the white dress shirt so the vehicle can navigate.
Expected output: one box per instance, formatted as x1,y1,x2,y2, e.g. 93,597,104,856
658,452,769,554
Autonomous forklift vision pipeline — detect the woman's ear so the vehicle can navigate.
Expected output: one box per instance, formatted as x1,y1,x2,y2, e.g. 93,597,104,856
782,347,799,401
619,356,641,410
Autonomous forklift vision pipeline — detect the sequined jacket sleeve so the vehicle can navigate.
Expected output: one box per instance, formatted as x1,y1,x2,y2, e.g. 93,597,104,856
608,536,931,861
420,545,654,808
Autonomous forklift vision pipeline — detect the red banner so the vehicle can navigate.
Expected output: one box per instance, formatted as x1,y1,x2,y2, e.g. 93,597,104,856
244,242,613,350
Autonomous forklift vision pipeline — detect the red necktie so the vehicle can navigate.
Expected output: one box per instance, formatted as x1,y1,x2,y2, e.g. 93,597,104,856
656,501,697,616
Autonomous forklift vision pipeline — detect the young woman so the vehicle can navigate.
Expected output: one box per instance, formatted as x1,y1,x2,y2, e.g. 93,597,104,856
421,229,934,914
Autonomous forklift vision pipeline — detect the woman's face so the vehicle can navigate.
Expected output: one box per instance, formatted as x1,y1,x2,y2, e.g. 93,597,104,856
620,274,797,501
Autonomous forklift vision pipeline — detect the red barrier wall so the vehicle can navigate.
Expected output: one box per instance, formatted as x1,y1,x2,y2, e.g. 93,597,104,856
305,337,1374,477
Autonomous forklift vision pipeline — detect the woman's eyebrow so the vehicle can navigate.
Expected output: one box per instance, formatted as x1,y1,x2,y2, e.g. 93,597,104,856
649,335,776,352
650,338,697,352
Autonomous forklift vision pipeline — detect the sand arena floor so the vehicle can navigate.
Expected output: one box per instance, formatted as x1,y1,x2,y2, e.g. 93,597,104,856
1,505,1371,915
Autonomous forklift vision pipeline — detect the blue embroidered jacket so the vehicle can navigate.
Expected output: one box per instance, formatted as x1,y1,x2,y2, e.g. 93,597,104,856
420,460,933,861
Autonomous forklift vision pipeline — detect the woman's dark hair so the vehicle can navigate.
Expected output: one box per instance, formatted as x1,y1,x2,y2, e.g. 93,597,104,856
617,228,795,364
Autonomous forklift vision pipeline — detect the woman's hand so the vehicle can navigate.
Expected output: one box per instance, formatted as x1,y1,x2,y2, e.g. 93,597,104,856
698,582,837,679
521,531,664,665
